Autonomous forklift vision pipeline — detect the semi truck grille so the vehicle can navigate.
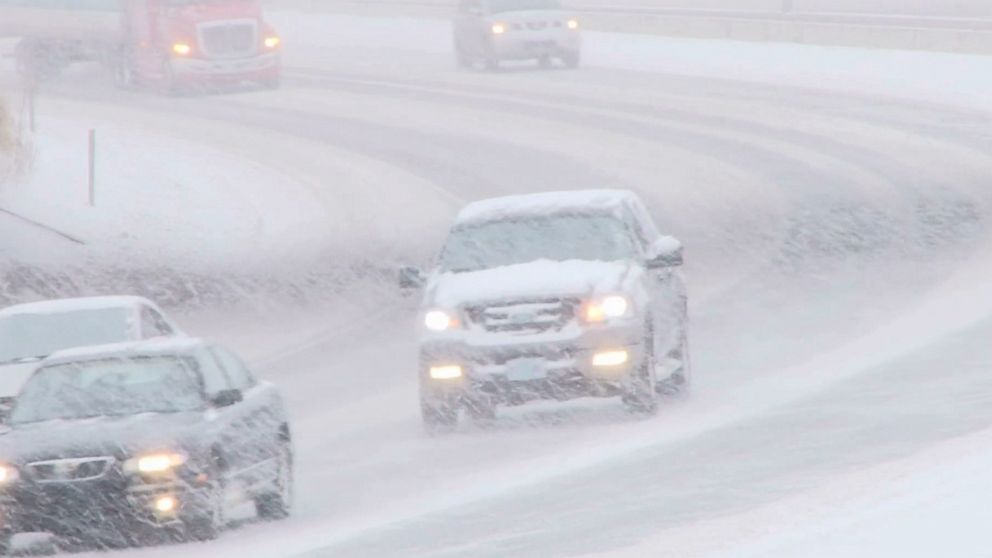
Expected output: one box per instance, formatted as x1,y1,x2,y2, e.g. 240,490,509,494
200,21,257,58
466,298,579,334
28,457,114,483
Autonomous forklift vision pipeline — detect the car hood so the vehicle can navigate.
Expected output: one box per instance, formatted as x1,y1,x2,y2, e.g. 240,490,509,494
0,411,208,464
0,361,40,399
427,259,635,307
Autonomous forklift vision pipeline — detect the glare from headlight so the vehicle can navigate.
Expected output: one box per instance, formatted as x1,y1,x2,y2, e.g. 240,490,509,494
126,453,187,474
0,464,18,484
592,350,629,367
424,310,457,331
584,295,630,322
429,365,464,380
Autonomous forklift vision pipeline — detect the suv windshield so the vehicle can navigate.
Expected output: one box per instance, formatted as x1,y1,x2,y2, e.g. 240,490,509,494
441,214,636,272
9,356,204,424
0,308,130,365
486,0,562,13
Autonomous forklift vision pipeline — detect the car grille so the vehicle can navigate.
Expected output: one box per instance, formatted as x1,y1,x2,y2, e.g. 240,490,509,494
466,298,579,334
200,21,257,58
28,457,115,483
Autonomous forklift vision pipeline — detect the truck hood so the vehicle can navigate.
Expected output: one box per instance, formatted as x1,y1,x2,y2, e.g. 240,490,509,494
427,260,634,307
0,411,208,464
0,361,39,399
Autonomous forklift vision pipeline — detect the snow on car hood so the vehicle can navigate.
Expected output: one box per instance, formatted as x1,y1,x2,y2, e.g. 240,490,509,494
427,259,635,307
0,361,40,398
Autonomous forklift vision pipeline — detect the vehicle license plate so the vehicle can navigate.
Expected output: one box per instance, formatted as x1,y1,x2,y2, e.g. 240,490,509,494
506,358,547,381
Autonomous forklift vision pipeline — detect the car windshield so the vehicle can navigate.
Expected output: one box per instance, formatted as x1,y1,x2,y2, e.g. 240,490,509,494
440,214,636,272
486,0,561,13
8,356,204,424
0,308,131,365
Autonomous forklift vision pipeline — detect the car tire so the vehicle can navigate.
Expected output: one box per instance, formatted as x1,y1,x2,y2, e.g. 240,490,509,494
538,55,553,69
623,334,659,415
562,51,581,69
255,441,294,521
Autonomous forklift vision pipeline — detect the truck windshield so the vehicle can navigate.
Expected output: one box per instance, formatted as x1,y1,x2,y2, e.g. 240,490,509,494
441,214,636,272
8,356,204,425
0,309,130,365
486,0,562,13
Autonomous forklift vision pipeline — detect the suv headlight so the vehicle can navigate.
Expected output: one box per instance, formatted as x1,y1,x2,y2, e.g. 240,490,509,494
584,295,630,322
424,309,460,332
124,452,187,474
0,463,19,484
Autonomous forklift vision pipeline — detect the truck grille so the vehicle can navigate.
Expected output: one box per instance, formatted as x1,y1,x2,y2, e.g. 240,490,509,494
28,457,114,483
200,21,257,58
466,298,579,334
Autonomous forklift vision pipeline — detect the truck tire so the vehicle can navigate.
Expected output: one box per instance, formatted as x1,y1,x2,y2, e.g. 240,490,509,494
623,334,659,415
421,397,458,434
255,440,293,520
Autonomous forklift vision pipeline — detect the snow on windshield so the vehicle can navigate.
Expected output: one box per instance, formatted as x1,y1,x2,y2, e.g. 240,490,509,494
9,356,203,424
0,308,130,364
440,214,636,272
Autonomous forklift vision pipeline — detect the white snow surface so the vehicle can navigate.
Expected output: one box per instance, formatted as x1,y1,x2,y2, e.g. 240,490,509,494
3,11,992,558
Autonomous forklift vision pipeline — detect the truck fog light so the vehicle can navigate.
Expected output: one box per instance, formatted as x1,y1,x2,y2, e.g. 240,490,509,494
592,350,629,367
154,496,177,513
430,365,463,380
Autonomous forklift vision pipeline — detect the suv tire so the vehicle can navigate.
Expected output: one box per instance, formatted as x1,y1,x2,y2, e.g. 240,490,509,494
255,441,293,520
623,335,659,415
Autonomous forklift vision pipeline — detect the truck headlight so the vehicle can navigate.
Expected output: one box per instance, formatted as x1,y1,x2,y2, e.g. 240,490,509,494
584,295,630,322
567,19,580,30
264,36,281,49
125,452,187,474
172,42,192,56
424,310,460,332
0,464,19,484
491,22,507,34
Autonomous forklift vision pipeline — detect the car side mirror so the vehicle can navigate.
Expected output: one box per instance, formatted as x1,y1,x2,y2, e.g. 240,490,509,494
211,389,243,408
399,266,426,292
648,236,683,268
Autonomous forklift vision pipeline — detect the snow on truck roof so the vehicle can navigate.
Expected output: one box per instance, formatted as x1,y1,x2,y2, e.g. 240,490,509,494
456,189,639,225
44,338,208,366
0,296,156,318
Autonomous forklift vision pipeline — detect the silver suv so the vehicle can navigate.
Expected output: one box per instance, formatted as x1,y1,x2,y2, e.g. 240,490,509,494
401,190,690,432
453,0,582,70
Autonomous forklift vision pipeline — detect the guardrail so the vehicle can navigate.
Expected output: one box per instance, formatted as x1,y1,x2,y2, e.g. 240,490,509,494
267,0,992,54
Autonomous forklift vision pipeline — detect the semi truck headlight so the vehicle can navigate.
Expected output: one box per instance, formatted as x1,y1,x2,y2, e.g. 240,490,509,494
264,36,281,49
125,452,187,474
172,43,192,56
0,464,19,484
567,19,580,30
491,23,507,34
424,310,459,332
584,295,630,322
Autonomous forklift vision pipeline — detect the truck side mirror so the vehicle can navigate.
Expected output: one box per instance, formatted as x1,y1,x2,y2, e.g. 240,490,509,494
648,236,683,268
0,397,11,424
399,266,426,291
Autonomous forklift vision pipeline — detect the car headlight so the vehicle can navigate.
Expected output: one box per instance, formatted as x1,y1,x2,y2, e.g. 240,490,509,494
424,309,460,332
567,19,580,30
584,295,630,322
492,22,507,34
124,452,187,474
0,463,19,484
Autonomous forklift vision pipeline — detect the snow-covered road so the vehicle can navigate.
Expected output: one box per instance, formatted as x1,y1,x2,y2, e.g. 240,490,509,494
5,12,992,558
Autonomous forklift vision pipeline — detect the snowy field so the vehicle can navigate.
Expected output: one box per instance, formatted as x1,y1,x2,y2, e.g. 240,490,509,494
2,11,992,558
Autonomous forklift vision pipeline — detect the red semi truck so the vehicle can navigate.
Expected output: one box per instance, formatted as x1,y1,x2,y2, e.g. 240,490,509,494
0,0,281,92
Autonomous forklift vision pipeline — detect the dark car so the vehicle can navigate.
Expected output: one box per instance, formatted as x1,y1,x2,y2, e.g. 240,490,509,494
0,338,292,553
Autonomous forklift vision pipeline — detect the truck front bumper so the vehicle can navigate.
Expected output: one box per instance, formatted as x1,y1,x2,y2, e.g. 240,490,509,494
171,52,280,85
